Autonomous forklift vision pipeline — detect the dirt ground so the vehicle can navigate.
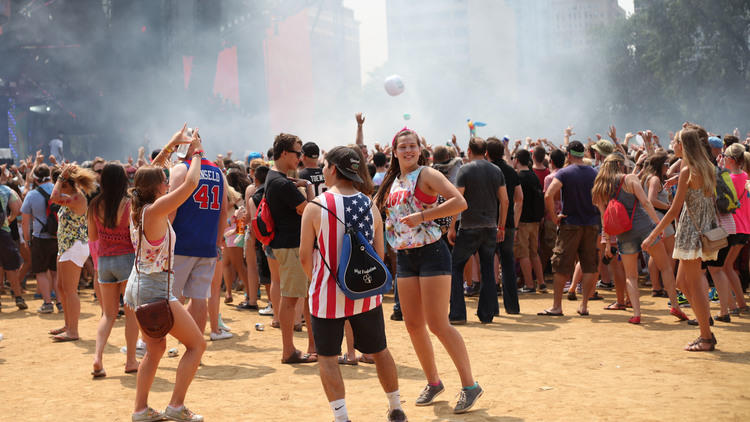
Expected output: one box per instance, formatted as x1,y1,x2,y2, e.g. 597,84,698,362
1,282,749,422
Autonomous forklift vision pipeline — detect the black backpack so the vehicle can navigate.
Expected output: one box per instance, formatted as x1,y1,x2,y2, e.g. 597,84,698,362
524,172,545,222
34,186,60,236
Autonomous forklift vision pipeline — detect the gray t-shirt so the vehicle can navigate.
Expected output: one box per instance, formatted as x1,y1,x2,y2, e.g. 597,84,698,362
20,182,55,239
456,159,505,229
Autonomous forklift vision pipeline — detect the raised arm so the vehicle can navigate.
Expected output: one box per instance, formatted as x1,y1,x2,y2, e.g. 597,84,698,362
149,130,203,221
355,113,365,146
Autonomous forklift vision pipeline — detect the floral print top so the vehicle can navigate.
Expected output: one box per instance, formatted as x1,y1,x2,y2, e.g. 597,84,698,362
130,206,175,274
57,206,88,255
385,166,442,250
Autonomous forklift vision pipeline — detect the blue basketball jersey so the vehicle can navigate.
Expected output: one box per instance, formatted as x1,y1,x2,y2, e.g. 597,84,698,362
173,159,224,257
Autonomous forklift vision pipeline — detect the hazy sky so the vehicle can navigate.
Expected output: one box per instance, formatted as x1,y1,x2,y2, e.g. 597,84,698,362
343,0,636,85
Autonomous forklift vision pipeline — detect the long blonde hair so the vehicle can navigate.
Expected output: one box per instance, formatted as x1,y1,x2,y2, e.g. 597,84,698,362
64,165,97,195
680,129,715,196
591,154,626,207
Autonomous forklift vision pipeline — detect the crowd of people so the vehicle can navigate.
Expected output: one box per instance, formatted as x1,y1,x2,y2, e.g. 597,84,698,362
1,116,749,422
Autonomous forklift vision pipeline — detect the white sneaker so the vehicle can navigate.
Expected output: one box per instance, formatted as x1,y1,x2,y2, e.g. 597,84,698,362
258,304,274,316
209,330,233,341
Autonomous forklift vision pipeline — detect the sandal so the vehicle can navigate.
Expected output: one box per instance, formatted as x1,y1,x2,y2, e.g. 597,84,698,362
670,307,689,321
224,296,233,304
294,322,303,332
685,334,716,352
281,350,317,364
52,333,79,342
91,368,107,378
338,353,358,365
358,354,375,364
604,302,627,311
48,327,67,336
588,291,604,301
567,291,577,301
271,320,280,329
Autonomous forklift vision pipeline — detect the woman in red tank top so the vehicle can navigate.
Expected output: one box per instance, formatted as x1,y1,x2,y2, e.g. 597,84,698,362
88,163,139,377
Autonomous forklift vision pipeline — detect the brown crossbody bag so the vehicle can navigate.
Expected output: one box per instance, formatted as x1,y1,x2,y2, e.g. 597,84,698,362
686,200,728,256
134,208,174,338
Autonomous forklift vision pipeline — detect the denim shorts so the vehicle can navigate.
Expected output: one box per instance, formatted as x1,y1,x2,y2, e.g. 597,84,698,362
617,225,656,255
396,239,452,278
124,268,177,309
98,253,135,284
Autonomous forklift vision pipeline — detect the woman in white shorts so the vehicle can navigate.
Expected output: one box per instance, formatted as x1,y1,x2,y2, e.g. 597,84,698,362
49,163,97,342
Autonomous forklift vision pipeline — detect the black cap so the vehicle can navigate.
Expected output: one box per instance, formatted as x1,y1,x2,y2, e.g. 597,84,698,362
326,146,363,183
302,142,320,159
568,140,585,158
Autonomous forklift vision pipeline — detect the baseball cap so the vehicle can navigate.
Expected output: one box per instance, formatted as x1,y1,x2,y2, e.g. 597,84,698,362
302,142,320,159
591,139,615,157
326,146,363,183
708,136,723,149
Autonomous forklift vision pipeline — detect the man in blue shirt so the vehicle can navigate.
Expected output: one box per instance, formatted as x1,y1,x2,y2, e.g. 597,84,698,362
20,164,58,313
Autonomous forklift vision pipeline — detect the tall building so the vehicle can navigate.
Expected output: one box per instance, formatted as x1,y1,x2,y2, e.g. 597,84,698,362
508,0,625,72
264,0,360,135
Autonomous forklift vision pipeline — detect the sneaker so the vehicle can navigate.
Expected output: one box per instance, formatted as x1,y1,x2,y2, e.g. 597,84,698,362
132,407,166,422
453,383,484,414
386,408,408,422
15,296,28,310
56,301,63,312
168,347,179,357
121,342,147,358
164,405,203,422
576,284,582,294
518,286,536,294
258,304,274,316
390,309,403,321
37,302,54,314
709,287,719,303
463,282,480,297
33,293,42,300
677,292,690,307
415,382,445,406
596,280,614,290
563,281,572,293
209,330,233,341
538,283,547,293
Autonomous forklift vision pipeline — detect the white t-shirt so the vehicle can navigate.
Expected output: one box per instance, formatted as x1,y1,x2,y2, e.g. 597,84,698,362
49,138,63,161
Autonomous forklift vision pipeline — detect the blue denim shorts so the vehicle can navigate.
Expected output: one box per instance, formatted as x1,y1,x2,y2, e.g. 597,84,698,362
124,268,177,308
396,239,452,278
98,253,135,283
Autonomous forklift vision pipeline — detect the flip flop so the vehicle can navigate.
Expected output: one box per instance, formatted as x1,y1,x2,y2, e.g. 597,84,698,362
577,310,589,316
358,354,375,364
537,310,564,316
604,302,627,311
91,368,107,378
338,353,358,366
48,327,67,335
52,333,79,342
271,320,280,329
588,292,604,301
124,365,139,374
281,350,317,364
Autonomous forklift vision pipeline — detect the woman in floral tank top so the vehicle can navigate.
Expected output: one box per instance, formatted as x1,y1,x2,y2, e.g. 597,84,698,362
49,164,96,343
374,128,484,414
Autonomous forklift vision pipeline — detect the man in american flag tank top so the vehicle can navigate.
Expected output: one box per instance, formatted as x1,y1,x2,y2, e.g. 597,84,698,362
300,146,407,422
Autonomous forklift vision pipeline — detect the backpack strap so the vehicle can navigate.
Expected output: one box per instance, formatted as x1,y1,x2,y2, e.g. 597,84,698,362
614,176,638,222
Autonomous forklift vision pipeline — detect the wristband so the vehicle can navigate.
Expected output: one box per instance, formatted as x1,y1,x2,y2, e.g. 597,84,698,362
420,210,425,222
192,149,204,158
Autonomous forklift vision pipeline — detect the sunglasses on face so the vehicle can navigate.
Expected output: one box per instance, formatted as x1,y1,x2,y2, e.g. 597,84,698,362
287,150,302,158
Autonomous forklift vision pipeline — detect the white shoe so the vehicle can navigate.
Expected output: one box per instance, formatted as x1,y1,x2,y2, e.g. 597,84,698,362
209,330,233,341
168,347,179,357
258,304,274,316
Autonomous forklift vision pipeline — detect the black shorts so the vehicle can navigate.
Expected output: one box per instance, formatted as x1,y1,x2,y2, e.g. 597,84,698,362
255,241,271,285
311,305,387,357
396,239,452,278
0,230,21,271
31,236,58,273
702,233,749,268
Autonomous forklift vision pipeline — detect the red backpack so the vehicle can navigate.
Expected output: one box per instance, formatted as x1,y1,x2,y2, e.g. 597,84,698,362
602,177,636,236
251,197,275,245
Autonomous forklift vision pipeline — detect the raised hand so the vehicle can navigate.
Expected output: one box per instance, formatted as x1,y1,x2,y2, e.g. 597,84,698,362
608,125,618,142
564,126,575,137
355,112,365,126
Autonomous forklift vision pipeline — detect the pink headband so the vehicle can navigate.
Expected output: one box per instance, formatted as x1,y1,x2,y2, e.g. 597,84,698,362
392,127,419,148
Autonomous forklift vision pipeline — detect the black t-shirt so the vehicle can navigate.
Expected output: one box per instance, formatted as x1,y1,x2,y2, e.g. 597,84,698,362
264,170,306,249
491,158,519,228
298,167,326,196
518,169,544,223
251,185,265,207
